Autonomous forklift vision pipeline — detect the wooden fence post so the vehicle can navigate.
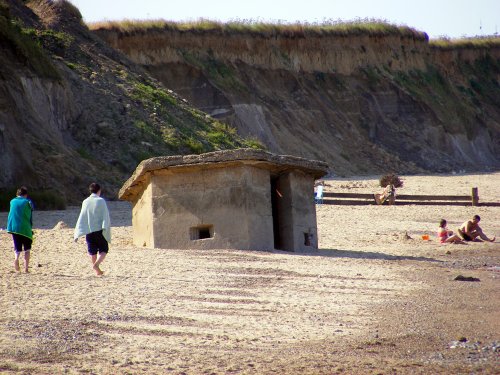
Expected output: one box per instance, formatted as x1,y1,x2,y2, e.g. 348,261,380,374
472,187,479,206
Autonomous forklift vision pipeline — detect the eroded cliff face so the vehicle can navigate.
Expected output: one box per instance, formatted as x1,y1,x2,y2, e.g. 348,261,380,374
95,27,500,175
1,0,256,203
98,29,431,75
0,0,266,204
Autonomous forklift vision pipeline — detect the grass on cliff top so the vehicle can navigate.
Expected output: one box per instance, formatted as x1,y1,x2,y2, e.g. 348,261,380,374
430,36,500,49
89,18,427,40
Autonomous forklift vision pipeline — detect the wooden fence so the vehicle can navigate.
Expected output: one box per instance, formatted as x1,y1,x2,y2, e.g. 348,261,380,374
320,187,500,206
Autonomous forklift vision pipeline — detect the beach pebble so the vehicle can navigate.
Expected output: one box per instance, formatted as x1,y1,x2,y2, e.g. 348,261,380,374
53,221,68,230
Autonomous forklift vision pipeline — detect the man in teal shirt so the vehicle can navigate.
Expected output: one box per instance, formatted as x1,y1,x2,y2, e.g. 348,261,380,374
7,186,34,273
74,183,111,276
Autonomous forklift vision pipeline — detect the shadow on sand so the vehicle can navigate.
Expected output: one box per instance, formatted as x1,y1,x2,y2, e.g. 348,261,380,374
278,248,442,263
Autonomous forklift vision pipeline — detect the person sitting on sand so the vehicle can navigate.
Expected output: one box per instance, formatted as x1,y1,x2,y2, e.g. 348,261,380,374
74,183,111,276
374,184,395,205
437,219,465,244
457,215,495,242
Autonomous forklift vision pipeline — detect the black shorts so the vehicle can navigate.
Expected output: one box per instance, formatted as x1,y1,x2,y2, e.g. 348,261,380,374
458,229,473,241
12,233,32,252
461,233,473,241
85,230,109,255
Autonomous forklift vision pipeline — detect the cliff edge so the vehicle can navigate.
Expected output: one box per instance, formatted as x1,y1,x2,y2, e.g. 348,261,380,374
94,23,500,175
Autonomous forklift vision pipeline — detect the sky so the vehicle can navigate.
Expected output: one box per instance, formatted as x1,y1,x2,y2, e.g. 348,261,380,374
69,0,500,39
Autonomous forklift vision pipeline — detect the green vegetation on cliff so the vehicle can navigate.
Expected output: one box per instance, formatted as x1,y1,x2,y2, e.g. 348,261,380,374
89,18,427,39
128,78,261,153
0,0,60,78
391,53,500,140
430,36,500,49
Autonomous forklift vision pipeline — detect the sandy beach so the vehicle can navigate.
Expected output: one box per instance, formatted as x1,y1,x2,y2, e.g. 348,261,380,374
1,173,499,374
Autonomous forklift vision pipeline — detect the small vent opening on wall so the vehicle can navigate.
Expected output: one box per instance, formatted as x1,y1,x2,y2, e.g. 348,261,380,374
190,225,214,240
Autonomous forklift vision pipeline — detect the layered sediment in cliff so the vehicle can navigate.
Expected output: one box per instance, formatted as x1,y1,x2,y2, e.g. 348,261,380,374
96,28,431,75
95,26,500,174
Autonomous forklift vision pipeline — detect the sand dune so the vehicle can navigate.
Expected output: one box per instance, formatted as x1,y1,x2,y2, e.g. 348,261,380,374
1,173,499,374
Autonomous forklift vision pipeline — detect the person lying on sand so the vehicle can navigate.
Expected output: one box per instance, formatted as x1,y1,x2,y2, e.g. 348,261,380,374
457,215,495,242
437,219,465,244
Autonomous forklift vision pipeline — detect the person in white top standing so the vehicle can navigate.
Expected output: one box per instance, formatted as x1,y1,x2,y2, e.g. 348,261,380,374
74,183,111,276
